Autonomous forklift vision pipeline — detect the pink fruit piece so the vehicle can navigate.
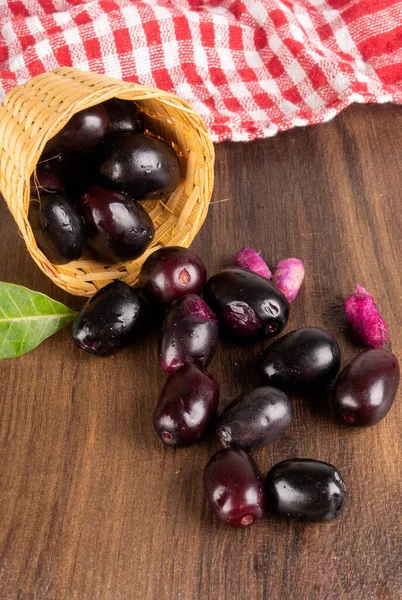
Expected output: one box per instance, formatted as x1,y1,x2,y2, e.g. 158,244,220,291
272,258,305,302
233,248,272,279
344,285,389,348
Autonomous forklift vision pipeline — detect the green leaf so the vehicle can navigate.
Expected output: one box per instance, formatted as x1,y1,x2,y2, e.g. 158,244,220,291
0,282,78,359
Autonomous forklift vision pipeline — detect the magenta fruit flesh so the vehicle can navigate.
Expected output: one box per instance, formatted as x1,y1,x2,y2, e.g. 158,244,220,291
204,267,289,341
233,247,272,279
78,186,154,262
258,327,341,393
139,246,207,305
203,448,266,527
29,193,86,264
266,459,347,522
344,285,388,348
159,295,219,372
100,133,181,200
153,365,219,447
332,349,400,426
72,281,144,356
216,386,292,451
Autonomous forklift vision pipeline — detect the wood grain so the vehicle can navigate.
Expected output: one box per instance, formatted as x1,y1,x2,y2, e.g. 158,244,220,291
1,103,402,600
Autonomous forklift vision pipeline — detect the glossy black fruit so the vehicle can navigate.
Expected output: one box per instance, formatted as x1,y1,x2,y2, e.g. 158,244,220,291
216,386,292,451
159,295,219,372
78,186,154,262
139,246,207,305
72,281,144,356
204,448,266,527
204,267,289,341
29,194,86,264
103,98,143,135
33,152,99,201
333,349,400,426
45,105,110,155
100,133,181,200
153,365,219,447
30,157,66,195
258,327,341,392
266,459,347,522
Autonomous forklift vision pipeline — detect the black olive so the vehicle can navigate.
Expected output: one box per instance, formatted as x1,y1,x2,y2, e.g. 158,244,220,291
29,193,86,264
100,133,181,200
72,281,144,356
204,267,289,341
266,459,347,522
258,327,341,392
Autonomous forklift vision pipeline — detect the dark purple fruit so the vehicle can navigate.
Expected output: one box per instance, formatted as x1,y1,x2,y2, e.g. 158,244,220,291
258,327,341,393
29,194,86,264
153,365,219,447
139,246,207,305
30,158,66,196
45,105,110,155
204,267,289,341
203,448,266,527
78,186,154,262
159,295,219,372
333,349,400,426
72,281,144,356
100,133,181,200
266,459,347,522
216,386,292,451
103,98,143,135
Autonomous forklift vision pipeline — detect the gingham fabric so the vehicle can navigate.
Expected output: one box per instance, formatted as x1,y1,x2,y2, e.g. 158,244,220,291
1,0,402,142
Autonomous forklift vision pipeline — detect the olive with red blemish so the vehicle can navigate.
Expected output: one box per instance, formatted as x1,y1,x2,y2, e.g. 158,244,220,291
203,448,266,527
77,186,154,262
204,267,289,341
139,246,207,305
332,349,400,426
153,365,219,447
159,295,219,372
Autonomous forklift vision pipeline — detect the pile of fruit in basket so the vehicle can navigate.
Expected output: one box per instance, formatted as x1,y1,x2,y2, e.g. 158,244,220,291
29,99,181,265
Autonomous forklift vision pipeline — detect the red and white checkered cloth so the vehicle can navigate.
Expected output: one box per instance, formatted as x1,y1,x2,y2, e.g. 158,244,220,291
1,0,402,142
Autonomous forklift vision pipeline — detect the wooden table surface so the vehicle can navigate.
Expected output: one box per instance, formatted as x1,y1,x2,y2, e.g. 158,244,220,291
1,104,401,600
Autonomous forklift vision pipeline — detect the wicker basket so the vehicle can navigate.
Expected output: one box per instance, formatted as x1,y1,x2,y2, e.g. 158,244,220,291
0,68,214,297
